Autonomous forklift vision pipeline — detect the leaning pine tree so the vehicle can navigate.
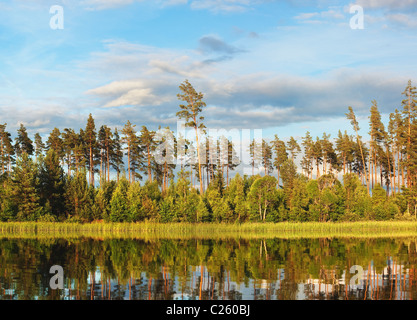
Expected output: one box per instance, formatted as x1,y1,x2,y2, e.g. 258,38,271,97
346,106,370,195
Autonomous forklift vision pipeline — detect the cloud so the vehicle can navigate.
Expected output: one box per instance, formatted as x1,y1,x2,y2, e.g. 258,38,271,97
354,0,417,9
295,7,345,23
196,70,408,129
101,88,167,108
82,38,247,111
82,0,135,10
190,0,257,13
386,13,417,28
78,40,216,80
295,12,319,20
80,0,266,12
198,35,244,55
87,80,172,108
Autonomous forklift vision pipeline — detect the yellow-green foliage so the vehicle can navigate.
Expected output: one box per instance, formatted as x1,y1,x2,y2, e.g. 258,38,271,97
2,221,417,240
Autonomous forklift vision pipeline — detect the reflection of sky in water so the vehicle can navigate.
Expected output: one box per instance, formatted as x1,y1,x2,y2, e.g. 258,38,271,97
71,260,412,300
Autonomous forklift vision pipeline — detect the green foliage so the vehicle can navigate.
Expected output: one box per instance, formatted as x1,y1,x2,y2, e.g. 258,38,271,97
288,177,309,222
65,170,94,222
109,176,129,222
0,177,17,221
11,153,42,221
247,176,282,222
92,179,116,221
38,149,66,219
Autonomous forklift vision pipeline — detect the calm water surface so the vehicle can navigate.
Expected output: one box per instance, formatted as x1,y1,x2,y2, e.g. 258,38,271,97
1,237,417,300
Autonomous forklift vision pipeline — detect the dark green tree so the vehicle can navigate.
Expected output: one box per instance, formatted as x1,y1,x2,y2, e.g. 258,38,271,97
38,149,66,219
15,124,34,157
11,153,42,220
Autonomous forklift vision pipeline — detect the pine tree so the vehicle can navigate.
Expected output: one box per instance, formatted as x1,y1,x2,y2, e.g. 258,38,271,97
110,128,124,182
153,126,176,192
369,101,386,188
176,79,206,194
204,136,214,187
83,114,98,186
34,133,45,160
98,125,114,182
62,128,77,176
312,137,323,178
121,121,140,183
65,170,93,221
321,133,337,175
226,139,239,186
0,124,14,174
335,130,353,176
176,132,190,171
301,132,314,179
139,126,156,182
38,149,66,218
287,136,301,161
73,130,87,175
11,153,42,220
346,107,370,194
401,80,417,188
0,175,16,221
280,158,298,207
261,139,273,176
15,124,34,157
46,127,64,162
271,135,288,187
249,138,261,176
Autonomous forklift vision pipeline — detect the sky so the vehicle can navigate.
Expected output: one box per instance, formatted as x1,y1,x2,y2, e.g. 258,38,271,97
0,0,417,145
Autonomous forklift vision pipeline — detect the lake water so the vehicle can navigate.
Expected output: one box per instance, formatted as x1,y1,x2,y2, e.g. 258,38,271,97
1,237,417,300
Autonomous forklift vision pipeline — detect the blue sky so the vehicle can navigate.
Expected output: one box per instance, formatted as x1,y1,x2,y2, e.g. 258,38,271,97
0,0,417,144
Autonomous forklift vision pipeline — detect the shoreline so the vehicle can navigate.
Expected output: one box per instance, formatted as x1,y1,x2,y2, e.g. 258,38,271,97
2,221,417,239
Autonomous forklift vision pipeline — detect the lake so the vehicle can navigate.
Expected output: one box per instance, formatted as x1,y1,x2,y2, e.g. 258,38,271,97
0,237,416,300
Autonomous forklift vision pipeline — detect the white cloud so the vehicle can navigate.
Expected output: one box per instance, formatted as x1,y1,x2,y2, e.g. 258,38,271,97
82,0,135,10
355,0,417,9
295,12,319,20
190,0,253,13
295,7,345,23
81,0,266,12
386,13,417,28
101,88,167,108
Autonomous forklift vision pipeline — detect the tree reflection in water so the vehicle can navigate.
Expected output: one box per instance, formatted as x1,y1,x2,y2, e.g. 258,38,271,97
0,237,417,300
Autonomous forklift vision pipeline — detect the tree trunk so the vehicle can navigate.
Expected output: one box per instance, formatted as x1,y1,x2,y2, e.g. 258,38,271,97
194,125,203,194
127,145,131,183
90,143,94,186
107,143,110,182
147,145,152,182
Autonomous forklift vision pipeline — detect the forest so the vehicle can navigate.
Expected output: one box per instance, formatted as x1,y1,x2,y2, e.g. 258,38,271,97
0,79,417,223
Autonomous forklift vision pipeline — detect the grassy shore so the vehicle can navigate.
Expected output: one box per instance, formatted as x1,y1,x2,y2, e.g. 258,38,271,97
1,221,417,239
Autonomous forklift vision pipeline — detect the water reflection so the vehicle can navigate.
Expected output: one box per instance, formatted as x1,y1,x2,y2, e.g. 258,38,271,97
1,237,417,300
